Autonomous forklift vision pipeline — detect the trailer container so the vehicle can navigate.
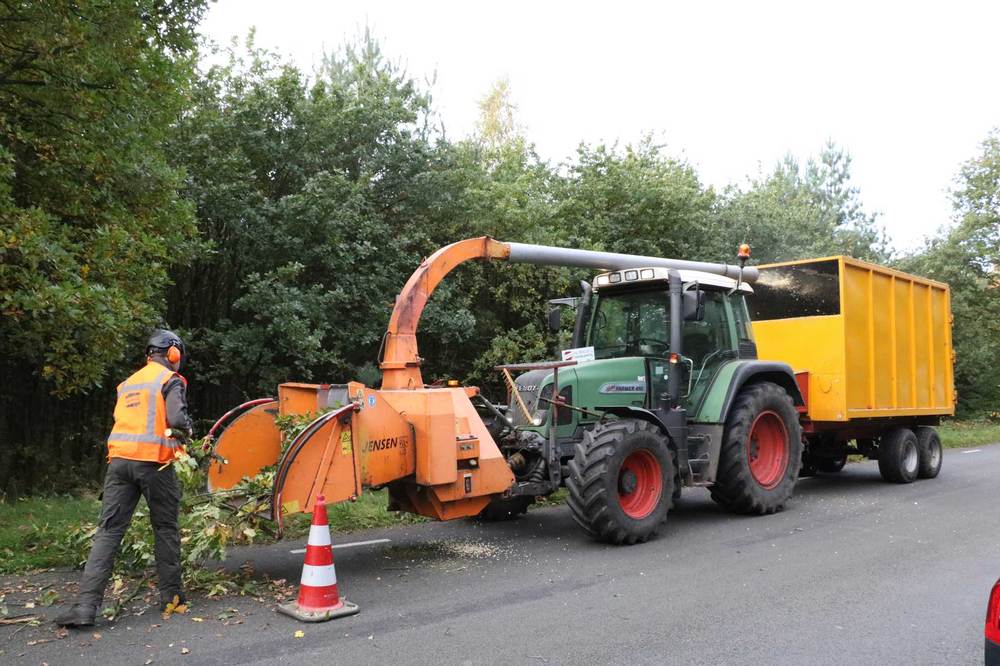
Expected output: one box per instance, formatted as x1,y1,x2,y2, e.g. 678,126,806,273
750,256,955,422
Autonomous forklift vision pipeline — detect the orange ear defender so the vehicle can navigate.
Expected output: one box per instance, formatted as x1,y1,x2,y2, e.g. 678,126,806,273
166,345,182,364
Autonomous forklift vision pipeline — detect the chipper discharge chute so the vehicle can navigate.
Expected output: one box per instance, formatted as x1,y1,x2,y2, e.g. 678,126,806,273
206,236,767,541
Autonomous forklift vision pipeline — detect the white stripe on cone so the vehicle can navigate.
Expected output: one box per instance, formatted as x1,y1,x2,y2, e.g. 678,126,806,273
300,563,337,587
308,524,332,546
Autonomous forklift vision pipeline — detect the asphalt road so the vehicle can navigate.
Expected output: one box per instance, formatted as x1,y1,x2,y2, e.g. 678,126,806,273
7,445,1000,665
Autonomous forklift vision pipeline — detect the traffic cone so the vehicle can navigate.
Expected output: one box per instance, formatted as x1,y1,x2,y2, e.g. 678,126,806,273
277,495,360,622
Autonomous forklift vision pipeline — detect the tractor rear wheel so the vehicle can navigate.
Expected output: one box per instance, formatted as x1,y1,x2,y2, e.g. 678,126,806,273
710,382,803,514
567,419,674,545
877,428,919,483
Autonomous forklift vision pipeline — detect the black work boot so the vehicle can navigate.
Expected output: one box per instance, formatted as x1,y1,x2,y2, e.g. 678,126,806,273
55,603,97,627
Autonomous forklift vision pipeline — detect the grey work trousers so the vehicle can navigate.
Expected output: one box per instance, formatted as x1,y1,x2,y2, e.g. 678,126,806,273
78,458,182,608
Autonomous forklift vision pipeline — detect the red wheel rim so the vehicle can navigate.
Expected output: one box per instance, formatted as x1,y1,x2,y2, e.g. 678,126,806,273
746,411,789,489
617,449,663,519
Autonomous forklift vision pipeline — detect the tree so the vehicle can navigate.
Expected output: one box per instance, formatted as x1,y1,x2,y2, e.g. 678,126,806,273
475,78,521,153
0,1,207,395
899,128,1000,414
720,142,888,263
419,79,563,390
165,34,453,400
557,138,724,260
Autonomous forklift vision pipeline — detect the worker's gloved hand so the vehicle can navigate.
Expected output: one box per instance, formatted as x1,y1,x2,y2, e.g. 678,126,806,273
165,427,192,445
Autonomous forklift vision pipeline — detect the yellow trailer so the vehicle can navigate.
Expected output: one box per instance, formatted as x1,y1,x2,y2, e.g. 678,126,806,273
750,255,954,479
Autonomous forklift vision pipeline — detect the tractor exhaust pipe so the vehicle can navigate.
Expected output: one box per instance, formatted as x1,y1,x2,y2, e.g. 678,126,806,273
506,242,759,283
667,271,683,407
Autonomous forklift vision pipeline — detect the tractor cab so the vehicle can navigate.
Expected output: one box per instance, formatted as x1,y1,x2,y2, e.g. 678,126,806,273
581,267,756,409
503,266,756,475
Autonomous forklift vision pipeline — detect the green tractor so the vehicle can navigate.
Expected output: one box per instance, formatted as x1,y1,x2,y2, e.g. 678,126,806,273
481,263,805,544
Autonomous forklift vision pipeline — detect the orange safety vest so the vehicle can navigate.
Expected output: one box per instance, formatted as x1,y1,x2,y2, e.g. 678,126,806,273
107,361,185,464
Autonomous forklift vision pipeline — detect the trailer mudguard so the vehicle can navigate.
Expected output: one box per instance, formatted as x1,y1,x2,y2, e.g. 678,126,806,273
693,360,804,424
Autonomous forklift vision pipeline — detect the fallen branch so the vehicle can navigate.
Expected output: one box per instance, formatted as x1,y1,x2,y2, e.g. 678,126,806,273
0,615,39,625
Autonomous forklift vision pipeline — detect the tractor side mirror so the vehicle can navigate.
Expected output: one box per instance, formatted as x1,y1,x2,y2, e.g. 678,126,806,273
546,297,579,333
547,307,562,333
683,289,705,321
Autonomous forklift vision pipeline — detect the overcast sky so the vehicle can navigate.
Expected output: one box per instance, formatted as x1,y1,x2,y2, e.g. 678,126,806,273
201,0,1000,253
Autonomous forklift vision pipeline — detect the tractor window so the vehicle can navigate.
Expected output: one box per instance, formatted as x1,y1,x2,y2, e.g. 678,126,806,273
684,289,737,407
730,294,755,344
681,290,732,367
590,289,670,359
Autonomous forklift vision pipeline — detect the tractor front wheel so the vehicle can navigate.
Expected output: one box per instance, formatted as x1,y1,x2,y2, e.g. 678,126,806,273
710,382,803,514
567,419,674,545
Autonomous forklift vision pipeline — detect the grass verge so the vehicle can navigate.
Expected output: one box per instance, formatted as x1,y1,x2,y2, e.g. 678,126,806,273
282,489,427,539
938,419,1000,448
0,489,423,575
0,494,100,574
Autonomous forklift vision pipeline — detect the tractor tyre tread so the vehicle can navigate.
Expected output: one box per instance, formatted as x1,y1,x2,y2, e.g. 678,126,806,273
567,419,673,545
709,382,803,515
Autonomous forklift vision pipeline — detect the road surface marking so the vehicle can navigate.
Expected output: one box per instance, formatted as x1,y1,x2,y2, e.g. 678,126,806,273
962,449,982,454
290,538,391,554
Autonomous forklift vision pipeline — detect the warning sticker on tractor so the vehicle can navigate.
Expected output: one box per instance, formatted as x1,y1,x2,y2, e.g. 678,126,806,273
340,430,352,455
561,346,595,364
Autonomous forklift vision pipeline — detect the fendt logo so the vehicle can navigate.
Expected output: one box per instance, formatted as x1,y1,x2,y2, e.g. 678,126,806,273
362,435,409,453
598,381,646,394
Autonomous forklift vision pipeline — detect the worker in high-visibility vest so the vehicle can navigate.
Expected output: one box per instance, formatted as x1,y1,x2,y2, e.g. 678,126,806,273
56,330,193,628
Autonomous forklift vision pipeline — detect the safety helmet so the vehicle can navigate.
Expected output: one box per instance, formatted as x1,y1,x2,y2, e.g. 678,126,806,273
146,329,185,363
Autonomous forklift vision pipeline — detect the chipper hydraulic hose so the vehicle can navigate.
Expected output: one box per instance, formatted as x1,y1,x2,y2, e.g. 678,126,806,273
208,237,757,530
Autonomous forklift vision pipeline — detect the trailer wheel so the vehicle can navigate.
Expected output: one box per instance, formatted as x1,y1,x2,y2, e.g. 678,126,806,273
477,495,532,521
877,428,919,483
710,382,803,515
915,427,943,479
567,419,674,545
